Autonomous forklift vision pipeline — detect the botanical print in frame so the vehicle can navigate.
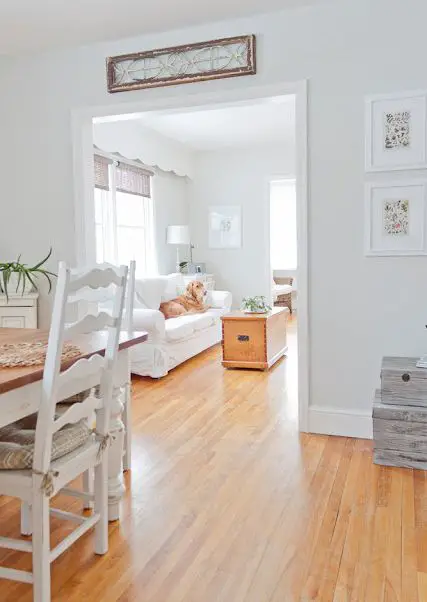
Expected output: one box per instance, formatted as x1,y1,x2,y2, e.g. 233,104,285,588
208,206,242,249
365,91,427,171
384,111,411,150
383,199,409,236
365,181,427,256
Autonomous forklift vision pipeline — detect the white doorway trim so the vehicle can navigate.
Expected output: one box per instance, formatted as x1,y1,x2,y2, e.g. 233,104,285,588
71,79,310,432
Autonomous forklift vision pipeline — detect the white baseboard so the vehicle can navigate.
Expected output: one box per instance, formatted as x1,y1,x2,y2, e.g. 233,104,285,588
308,405,372,440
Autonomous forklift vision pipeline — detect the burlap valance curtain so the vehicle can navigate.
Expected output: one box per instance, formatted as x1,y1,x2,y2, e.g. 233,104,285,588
94,155,111,191
116,163,151,198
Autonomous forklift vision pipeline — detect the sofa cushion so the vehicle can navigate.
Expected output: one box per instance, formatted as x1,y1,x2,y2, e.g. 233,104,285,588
162,273,185,302
165,317,195,342
187,313,216,331
135,277,167,310
164,312,216,342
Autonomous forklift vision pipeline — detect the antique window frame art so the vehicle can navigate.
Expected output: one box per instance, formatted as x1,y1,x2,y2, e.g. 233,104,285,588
208,206,242,249
365,90,427,171
107,35,256,93
365,180,427,256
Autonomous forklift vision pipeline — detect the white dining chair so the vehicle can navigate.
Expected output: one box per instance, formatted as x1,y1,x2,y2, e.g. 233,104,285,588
0,261,127,602
74,260,136,472
67,260,135,513
122,259,136,471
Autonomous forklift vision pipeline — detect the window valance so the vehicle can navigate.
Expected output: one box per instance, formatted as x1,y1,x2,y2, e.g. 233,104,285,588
115,163,151,198
94,154,111,191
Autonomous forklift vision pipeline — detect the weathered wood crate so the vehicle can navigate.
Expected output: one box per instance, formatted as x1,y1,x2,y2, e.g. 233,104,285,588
373,389,427,470
381,356,427,406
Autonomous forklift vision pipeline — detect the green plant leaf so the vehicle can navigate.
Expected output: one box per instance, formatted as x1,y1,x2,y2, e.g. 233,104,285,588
25,271,38,292
2,269,10,301
42,272,53,293
30,247,52,271
16,266,23,294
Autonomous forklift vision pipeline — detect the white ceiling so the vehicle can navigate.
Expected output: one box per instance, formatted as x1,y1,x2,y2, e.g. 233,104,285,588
1,0,325,55
135,96,295,151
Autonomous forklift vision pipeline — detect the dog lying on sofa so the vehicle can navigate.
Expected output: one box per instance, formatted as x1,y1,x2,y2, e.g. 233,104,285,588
160,280,209,319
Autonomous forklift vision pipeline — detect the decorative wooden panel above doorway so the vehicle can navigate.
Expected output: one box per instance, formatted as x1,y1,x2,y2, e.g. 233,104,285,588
106,35,256,93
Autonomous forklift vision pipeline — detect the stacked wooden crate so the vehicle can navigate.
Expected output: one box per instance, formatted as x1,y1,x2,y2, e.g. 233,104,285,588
373,356,427,469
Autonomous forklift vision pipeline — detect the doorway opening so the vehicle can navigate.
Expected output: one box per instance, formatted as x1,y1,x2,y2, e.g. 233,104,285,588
72,81,308,431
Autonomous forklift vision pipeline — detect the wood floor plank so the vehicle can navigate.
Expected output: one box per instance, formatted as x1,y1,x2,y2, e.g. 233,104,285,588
0,321,424,602
402,470,419,602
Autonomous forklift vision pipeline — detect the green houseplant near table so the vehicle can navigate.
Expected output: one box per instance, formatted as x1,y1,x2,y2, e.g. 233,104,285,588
0,249,56,300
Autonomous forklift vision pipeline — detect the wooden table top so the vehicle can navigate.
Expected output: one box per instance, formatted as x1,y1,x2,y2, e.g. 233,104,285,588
221,307,289,321
0,328,148,395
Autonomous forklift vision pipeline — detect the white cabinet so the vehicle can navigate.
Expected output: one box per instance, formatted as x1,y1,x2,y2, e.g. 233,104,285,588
0,293,38,329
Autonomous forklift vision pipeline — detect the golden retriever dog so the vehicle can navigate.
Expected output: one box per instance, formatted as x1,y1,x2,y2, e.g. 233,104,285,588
160,281,209,319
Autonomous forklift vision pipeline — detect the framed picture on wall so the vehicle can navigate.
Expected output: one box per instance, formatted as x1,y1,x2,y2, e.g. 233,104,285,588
208,205,242,249
365,90,427,171
365,180,427,256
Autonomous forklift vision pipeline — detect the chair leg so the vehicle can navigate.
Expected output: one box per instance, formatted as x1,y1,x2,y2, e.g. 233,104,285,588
123,383,132,472
82,468,94,510
21,502,32,536
94,459,109,555
32,492,51,602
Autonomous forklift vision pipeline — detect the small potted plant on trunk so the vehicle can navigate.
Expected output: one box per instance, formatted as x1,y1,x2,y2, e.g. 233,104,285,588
241,296,271,314
0,249,56,300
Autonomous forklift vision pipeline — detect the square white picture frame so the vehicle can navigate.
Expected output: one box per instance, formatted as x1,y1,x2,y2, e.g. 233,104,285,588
208,205,242,249
365,90,427,172
365,180,427,256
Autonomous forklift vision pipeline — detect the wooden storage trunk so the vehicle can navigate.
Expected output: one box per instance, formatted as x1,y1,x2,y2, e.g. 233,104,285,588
221,307,288,370
373,390,427,470
381,356,427,406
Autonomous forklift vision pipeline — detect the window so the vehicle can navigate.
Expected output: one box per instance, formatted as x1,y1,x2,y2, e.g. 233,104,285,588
270,179,297,270
94,154,157,275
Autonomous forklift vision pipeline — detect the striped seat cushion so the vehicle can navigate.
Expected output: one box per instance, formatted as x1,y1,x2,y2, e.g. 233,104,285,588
0,413,91,470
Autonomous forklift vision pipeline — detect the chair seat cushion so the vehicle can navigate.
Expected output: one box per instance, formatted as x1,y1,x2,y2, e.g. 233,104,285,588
0,413,91,470
274,284,293,296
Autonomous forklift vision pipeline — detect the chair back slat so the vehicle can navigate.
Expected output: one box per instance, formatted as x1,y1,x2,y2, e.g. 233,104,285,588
56,354,104,402
68,286,115,305
123,260,136,333
33,261,128,473
67,261,135,328
65,312,116,338
68,265,123,293
53,395,102,434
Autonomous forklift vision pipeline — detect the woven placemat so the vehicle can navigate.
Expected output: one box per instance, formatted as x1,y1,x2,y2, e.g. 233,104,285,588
0,341,81,367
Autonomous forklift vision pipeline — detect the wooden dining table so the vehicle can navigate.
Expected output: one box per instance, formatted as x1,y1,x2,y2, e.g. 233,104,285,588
0,327,147,522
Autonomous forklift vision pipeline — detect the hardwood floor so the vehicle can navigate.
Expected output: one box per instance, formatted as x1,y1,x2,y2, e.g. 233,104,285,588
1,318,427,601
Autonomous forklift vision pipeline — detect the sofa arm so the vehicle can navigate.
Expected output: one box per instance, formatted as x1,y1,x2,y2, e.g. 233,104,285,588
208,290,232,310
131,308,166,342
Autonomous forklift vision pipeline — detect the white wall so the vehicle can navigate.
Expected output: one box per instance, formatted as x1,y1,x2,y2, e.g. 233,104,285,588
93,119,195,177
153,172,190,274
190,143,295,307
1,0,427,435
93,120,191,274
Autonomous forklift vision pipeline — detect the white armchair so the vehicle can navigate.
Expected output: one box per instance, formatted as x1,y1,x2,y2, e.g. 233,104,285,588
129,274,232,378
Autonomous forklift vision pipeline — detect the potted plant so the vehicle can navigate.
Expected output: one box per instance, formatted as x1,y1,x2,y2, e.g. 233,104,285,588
0,248,56,299
179,261,189,273
241,296,272,314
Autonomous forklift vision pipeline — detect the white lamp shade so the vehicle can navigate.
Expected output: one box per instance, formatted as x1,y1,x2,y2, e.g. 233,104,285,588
167,225,190,245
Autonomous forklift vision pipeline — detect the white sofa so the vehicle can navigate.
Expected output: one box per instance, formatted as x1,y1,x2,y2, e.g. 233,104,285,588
129,273,232,378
